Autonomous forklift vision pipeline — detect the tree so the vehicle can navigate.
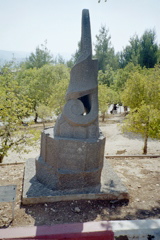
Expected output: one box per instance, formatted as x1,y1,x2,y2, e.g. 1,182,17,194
98,84,119,121
121,65,160,154
17,64,70,122
94,26,119,71
98,65,115,86
98,0,107,2
24,41,54,69
67,41,81,68
37,104,53,129
72,41,81,64
113,62,142,103
139,29,158,68
54,54,66,65
119,34,140,68
0,63,39,162
48,78,69,116
119,30,159,69
157,46,160,64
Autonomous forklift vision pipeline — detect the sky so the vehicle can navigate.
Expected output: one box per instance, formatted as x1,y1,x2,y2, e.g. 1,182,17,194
0,0,160,59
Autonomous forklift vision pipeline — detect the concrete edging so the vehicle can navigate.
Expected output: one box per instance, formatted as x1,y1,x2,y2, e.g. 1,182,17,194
0,219,160,239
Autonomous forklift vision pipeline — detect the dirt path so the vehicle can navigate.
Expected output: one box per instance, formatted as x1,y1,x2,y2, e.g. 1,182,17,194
3,114,160,164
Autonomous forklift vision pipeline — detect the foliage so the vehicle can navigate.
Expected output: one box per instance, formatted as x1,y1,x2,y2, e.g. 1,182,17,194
94,25,119,71
113,63,142,93
24,41,54,69
17,64,70,122
0,64,39,162
67,41,81,68
98,84,119,121
121,105,160,154
98,0,107,2
49,78,69,115
121,65,160,154
119,34,140,68
121,66,160,108
54,54,66,65
98,65,115,86
72,41,81,64
119,29,159,68
139,29,158,68
37,104,53,129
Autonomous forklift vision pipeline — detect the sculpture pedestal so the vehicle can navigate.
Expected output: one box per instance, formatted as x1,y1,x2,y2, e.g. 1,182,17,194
36,127,105,190
22,127,129,204
22,157,129,204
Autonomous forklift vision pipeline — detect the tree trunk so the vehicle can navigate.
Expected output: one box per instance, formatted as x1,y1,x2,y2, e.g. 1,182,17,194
124,106,128,112
42,120,45,129
0,155,4,163
102,112,106,122
34,112,38,123
143,135,148,154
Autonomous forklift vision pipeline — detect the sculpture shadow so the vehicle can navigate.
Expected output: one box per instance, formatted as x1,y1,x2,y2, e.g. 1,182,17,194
123,206,160,221
123,131,144,141
21,199,129,226
123,131,159,144
21,197,159,238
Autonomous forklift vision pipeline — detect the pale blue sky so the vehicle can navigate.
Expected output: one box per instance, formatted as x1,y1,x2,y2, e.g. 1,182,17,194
0,0,160,59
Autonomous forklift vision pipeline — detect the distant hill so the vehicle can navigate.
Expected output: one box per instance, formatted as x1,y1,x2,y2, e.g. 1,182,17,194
0,50,30,66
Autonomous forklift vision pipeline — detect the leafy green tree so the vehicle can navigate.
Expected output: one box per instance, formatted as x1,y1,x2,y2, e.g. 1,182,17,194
37,104,53,129
94,26,119,71
98,84,119,121
98,65,115,86
113,63,142,93
121,65,160,154
49,78,69,115
139,29,158,68
24,41,54,69
0,64,39,162
122,105,160,154
17,64,70,122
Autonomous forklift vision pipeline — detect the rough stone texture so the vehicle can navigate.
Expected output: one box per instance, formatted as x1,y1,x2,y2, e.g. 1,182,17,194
35,9,106,192
36,127,105,190
23,158,129,204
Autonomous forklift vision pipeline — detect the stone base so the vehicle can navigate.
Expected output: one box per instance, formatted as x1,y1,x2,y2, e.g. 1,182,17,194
36,128,105,190
22,158,129,204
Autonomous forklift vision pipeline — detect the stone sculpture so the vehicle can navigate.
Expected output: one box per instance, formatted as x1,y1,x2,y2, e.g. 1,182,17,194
22,9,128,204
35,9,106,191
54,9,99,139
